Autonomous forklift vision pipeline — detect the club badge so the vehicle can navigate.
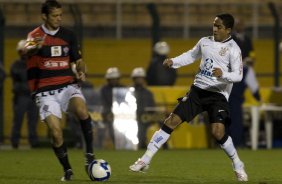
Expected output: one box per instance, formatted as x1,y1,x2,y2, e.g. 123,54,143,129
219,47,228,56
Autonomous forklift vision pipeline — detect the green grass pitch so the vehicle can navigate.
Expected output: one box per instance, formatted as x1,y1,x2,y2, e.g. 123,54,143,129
0,148,281,184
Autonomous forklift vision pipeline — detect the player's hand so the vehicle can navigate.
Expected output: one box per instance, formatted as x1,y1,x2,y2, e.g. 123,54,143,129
25,35,45,55
212,67,223,78
77,71,86,82
71,63,85,81
33,36,45,49
163,59,173,68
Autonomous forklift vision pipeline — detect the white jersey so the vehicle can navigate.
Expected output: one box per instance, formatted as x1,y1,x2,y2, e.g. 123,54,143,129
171,36,243,100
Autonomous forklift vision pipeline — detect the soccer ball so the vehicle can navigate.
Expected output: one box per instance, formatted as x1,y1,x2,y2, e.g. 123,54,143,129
88,159,111,181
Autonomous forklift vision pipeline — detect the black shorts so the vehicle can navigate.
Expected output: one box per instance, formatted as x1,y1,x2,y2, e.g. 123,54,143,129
173,85,230,124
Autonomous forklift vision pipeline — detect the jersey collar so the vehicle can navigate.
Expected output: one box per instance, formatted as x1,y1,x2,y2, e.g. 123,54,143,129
41,24,60,36
221,36,232,43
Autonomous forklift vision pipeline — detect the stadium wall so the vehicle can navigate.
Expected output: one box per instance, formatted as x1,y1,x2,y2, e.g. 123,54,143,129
2,38,282,147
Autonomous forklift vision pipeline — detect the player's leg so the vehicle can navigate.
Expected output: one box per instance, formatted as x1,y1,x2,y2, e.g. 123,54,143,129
68,97,95,168
36,93,73,181
45,115,73,181
130,87,201,172
211,122,248,181
129,113,181,172
208,97,248,182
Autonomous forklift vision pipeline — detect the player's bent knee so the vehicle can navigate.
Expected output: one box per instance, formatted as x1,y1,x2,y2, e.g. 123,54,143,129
51,133,63,146
164,113,182,129
74,107,89,120
211,122,225,140
211,129,225,140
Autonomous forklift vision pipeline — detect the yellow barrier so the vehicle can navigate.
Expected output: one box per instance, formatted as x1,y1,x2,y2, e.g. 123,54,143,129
147,122,208,149
146,86,282,149
2,38,281,146
244,88,282,106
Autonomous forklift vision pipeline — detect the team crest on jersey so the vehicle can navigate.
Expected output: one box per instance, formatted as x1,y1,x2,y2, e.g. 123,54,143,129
51,46,62,57
63,46,69,56
219,47,228,56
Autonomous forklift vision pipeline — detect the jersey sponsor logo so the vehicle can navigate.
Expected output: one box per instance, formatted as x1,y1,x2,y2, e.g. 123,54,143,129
219,47,228,56
204,58,213,70
154,136,163,143
199,58,214,78
51,46,62,56
44,60,68,68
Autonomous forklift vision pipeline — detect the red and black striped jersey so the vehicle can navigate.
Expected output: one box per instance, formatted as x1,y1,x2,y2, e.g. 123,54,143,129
26,26,82,94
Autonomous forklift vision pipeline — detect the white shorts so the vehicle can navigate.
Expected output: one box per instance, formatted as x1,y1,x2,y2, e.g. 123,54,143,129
35,84,85,120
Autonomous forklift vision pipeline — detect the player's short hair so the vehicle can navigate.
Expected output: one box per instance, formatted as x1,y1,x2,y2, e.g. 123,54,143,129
41,0,62,15
216,13,235,29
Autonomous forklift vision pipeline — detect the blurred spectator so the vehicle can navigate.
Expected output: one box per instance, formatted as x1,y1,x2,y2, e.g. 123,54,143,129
0,62,6,144
99,67,124,148
146,41,177,86
131,67,155,149
229,19,261,147
0,63,5,84
232,18,255,65
10,39,39,149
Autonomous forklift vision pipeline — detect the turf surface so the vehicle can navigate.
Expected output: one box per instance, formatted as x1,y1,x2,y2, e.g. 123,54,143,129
0,148,281,184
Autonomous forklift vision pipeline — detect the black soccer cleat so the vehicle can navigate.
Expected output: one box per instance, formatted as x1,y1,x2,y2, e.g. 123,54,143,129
61,169,73,182
85,153,95,174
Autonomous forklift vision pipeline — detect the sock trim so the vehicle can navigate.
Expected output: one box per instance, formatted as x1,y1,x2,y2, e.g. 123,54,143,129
161,124,173,134
217,134,229,145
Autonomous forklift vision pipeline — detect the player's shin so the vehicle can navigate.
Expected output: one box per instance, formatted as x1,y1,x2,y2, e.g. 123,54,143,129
218,135,241,165
80,116,94,154
141,125,172,164
52,143,72,172
218,135,248,181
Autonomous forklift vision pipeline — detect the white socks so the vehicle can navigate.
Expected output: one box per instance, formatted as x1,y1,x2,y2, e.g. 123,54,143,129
140,131,242,170
220,136,242,169
141,129,170,164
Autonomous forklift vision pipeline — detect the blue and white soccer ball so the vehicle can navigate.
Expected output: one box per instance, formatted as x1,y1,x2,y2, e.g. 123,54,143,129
88,159,111,181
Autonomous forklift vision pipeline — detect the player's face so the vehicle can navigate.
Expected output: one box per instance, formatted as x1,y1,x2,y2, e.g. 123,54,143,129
108,78,120,86
44,8,62,30
133,77,145,86
213,17,231,42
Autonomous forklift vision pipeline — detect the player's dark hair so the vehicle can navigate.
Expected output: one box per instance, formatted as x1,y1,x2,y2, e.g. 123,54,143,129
216,13,234,29
41,0,62,15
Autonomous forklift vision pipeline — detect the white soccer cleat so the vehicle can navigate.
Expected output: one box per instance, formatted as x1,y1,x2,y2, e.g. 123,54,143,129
232,161,248,181
129,158,150,173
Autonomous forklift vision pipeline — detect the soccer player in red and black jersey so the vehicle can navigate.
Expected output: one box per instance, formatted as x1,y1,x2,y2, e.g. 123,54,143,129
24,0,94,181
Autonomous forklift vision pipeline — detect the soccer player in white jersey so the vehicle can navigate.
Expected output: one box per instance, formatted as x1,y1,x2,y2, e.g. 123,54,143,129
129,13,248,182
